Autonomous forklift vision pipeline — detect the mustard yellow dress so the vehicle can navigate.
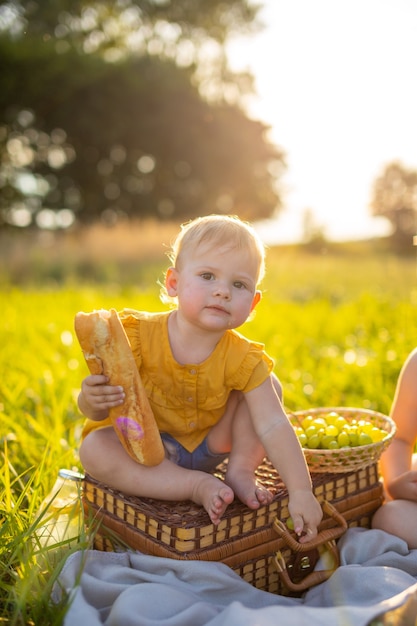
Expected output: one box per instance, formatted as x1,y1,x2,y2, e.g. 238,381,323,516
81,309,274,453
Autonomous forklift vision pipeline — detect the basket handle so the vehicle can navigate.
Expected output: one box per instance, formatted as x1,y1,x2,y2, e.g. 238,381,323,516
272,500,347,593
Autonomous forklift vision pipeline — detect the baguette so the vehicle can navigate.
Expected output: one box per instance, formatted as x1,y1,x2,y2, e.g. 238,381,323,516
74,308,165,466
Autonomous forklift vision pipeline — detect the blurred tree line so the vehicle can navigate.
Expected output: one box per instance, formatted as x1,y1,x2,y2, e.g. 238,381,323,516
370,161,417,249
0,0,285,231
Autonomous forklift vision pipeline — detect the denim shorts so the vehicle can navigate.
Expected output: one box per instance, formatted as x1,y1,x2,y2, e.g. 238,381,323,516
160,432,228,473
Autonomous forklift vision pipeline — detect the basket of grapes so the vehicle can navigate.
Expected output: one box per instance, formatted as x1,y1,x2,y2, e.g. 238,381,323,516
289,407,396,473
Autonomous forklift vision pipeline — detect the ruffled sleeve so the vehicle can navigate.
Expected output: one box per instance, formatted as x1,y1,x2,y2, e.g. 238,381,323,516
223,331,274,393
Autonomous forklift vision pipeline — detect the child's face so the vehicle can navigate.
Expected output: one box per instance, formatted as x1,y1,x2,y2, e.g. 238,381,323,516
166,243,261,332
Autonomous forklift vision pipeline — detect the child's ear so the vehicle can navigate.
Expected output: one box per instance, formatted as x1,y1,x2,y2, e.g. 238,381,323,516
165,267,179,297
250,290,262,312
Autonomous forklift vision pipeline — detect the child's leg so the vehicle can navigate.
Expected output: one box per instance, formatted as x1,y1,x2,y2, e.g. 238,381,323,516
79,428,234,525
207,375,282,510
223,394,274,509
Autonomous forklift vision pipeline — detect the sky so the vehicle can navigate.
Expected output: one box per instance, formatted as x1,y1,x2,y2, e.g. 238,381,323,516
227,0,417,244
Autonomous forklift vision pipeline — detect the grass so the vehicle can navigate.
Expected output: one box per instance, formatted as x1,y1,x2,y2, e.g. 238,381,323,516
1,229,417,623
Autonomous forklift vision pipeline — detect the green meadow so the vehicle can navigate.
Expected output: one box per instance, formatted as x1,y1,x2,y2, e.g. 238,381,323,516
1,238,417,624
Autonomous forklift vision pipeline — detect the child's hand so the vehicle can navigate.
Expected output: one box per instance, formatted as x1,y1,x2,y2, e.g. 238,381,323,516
79,374,125,418
388,470,417,502
288,490,323,544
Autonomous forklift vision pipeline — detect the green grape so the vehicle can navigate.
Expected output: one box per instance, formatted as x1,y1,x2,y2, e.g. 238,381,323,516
321,435,337,449
324,411,339,425
370,427,386,442
358,420,373,435
297,432,308,446
307,434,321,449
305,425,318,439
296,410,384,451
358,432,373,446
335,416,348,431
301,416,314,430
327,439,339,450
325,424,339,437
312,418,326,429
337,432,350,447
349,433,359,446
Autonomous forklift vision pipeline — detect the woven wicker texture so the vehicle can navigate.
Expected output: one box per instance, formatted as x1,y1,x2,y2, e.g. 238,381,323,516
83,460,383,595
289,407,395,473
83,461,382,554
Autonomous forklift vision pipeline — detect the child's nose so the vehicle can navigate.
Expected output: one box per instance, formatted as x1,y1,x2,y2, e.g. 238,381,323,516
214,283,231,298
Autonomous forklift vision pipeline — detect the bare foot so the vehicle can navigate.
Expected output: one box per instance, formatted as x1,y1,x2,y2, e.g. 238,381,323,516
225,469,273,510
254,484,274,506
191,474,234,525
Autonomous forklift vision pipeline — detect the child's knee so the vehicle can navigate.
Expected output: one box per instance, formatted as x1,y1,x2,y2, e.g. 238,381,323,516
79,434,99,472
79,428,116,472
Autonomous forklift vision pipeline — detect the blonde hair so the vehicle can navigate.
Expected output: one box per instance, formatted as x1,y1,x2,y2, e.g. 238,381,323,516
169,214,265,277
161,214,266,304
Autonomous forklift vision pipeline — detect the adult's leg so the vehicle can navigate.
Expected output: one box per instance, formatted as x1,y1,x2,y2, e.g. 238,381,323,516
372,452,417,547
372,499,417,548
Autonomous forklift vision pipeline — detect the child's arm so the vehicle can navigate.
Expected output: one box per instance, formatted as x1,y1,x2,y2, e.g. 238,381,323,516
380,349,417,501
245,377,323,542
78,374,125,421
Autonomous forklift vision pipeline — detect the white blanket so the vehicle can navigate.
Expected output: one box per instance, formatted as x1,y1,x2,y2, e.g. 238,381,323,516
54,527,417,626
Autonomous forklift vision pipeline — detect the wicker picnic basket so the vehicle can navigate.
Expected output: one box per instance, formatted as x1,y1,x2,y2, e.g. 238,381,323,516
288,407,396,473
83,457,384,596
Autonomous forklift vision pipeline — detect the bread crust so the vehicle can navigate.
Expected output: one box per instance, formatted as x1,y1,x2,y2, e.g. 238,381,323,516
74,308,165,466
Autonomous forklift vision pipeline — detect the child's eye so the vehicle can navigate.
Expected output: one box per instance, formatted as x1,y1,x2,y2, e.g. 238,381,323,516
233,281,246,289
201,272,214,281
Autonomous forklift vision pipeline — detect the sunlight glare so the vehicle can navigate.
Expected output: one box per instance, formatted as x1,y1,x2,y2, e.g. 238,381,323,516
227,0,417,243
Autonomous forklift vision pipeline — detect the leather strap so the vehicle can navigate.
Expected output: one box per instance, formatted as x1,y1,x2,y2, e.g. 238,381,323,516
272,500,347,592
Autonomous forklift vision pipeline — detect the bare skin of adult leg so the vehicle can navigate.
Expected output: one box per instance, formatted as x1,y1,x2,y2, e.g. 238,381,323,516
79,428,234,525
372,454,417,548
372,499,417,549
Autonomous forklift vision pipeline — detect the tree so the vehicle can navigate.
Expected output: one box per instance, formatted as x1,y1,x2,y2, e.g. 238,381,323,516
0,1,287,230
370,161,417,246
301,208,328,251
0,39,284,228
1,1,261,48
1,0,262,100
